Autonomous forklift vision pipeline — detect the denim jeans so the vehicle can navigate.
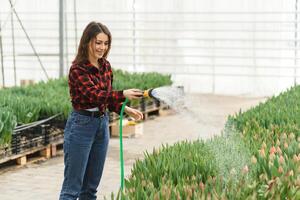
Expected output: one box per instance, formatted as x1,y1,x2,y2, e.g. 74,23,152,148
59,111,109,200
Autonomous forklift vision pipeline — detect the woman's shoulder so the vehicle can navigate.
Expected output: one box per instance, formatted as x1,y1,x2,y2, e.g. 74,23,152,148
70,61,88,70
68,62,89,77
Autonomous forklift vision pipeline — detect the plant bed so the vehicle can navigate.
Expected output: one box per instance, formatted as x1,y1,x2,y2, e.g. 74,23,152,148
117,85,300,199
0,114,62,165
0,70,172,148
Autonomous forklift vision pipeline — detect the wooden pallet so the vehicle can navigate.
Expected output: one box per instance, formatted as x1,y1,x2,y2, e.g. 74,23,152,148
48,127,64,157
142,107,160,120
50,137,64,157
0,133,64,168
0,145,51,166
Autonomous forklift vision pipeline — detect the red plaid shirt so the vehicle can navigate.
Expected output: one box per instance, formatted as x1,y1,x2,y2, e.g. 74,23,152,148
68,59,125,114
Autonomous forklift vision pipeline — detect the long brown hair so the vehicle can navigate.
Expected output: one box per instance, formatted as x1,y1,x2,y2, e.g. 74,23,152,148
73,21,112,64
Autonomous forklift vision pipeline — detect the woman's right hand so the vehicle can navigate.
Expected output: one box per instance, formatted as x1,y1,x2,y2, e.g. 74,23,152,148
123,89,143,100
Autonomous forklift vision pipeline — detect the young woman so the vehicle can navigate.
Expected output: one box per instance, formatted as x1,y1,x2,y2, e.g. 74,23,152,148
59,21,143,200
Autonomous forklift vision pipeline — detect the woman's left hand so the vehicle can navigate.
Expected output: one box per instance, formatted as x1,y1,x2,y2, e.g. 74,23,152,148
124,106,143,121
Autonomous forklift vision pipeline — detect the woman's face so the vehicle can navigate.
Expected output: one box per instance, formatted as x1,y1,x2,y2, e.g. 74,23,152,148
88,32,109,61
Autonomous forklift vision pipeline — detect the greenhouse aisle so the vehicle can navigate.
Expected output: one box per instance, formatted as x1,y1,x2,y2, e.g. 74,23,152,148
0,94,266,200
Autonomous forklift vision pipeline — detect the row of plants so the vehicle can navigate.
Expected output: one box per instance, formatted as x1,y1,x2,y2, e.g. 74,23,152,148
118,85,300,199
230,85,300,154
0,70,172,147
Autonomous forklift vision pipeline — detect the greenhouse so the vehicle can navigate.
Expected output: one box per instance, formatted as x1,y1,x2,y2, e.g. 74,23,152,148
0,0,299,199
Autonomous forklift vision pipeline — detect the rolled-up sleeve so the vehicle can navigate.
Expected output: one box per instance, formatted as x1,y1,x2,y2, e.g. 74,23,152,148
106,69,126,114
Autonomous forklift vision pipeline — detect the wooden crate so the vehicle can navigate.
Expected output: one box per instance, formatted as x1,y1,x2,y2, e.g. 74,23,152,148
110,119,143,138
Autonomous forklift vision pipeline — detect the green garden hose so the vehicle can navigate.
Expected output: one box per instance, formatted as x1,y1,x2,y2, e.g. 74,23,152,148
119,98,129,190
119,89,156,191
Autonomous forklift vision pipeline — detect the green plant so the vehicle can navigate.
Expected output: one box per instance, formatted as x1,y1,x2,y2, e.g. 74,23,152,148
0,108,17,147
123,140,217,199
119,85,300,199
0,69,172,147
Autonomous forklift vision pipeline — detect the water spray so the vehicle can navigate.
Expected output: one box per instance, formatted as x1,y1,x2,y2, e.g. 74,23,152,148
143,86,185,111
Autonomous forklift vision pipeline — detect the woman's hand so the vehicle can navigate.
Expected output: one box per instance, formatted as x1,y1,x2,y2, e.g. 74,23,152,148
123,89,143,100
124,106,143,121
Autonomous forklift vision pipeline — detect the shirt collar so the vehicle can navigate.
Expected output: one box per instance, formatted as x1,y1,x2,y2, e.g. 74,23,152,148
83,58,106,73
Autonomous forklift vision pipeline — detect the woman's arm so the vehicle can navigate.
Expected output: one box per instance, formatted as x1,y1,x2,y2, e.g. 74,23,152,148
124,106,143,121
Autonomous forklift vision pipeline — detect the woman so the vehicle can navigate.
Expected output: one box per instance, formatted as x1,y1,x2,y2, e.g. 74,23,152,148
59,21,143,200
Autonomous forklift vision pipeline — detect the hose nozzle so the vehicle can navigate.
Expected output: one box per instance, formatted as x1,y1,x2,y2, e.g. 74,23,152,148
143,88,155,98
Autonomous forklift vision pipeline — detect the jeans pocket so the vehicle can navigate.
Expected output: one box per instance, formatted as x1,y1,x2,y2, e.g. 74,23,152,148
73,112,92,126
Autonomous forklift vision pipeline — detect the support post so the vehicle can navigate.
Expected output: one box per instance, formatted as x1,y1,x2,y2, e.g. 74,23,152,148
59,0,64,77
0,19,5,88
10,5,16,86
294,0,298,86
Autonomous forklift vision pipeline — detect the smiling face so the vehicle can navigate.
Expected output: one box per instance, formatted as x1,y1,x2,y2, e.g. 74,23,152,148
74,22,112,65
88,32,109,62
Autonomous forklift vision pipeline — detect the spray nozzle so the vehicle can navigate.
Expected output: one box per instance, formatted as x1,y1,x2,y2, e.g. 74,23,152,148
143,89,152,98
143,88,159,101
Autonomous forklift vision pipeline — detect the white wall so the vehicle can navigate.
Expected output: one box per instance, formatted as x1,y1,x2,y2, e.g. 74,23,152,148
134,0,299,96
0,0,299,97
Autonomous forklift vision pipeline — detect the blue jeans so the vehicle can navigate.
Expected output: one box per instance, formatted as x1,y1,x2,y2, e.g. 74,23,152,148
59,111,109,200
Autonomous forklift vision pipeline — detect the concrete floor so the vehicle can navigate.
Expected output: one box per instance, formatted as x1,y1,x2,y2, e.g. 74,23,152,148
0,94,266,200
